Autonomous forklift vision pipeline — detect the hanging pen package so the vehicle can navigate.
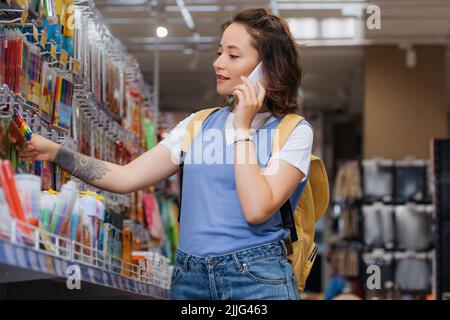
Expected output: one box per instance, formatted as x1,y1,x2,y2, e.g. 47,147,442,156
39,61,57,123
20,38,42,106
51,72,73,131
0,110,12,159
0,29,23,93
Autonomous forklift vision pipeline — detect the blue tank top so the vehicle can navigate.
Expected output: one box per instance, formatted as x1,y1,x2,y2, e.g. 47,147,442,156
179,106,308,257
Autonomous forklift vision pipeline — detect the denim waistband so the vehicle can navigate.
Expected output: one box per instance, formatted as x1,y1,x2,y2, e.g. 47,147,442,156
175,239,288,271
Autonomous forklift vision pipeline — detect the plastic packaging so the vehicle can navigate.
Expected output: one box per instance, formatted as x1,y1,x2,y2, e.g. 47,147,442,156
77,193,106,264
39,62,57,123
14,174,42,226
0,160,26,223
70,200,81,242
78,194,103,248
0,188,12,237
39,190,58,230
95,196,105,250
121,227,133,277
49,180,78,236
81,213,93,262
0,112,12,160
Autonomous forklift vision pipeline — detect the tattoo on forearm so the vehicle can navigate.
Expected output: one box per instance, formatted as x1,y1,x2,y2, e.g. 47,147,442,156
53,147,111,183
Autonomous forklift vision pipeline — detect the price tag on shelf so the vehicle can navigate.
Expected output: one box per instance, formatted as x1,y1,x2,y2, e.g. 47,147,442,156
40,31,48,48
72,59,81,75
60,50,68,67
50,42,56,59
20,9,28,25
33,25,38,42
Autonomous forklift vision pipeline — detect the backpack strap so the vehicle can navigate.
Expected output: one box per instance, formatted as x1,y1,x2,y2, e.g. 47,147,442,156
178,107,221,222
180,107,222,153
309,155,329,221
271,114,304,244
271,114,304,155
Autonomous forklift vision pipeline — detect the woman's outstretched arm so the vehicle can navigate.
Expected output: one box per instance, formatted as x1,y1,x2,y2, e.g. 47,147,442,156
17,133,179,194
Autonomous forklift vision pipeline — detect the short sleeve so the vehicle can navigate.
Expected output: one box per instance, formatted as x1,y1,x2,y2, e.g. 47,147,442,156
159,113,195,165
270,122,313,180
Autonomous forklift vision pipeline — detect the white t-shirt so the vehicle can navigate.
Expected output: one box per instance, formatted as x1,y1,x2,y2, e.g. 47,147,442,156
160,110,313,180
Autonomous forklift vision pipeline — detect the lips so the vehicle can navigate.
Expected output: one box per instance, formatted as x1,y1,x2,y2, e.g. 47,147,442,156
216,75,230,80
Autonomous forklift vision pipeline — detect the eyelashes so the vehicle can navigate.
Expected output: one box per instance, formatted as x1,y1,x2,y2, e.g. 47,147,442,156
216,52,239,59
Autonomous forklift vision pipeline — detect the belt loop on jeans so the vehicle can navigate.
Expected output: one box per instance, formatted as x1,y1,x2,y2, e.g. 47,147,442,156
182,253,190,272
280,239,288,257
232,253,243,271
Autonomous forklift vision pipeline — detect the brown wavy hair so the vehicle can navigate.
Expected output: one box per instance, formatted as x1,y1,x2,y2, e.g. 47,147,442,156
221,8,303,118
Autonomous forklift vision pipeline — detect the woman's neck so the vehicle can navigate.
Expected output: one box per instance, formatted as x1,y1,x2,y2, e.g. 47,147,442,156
258,105,270,113
230,104,270,113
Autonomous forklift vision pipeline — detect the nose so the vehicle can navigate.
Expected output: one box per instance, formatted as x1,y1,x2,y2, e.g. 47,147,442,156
213,54,225,71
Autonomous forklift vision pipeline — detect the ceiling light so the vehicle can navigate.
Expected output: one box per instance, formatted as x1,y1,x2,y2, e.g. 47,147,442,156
287,18,319,39
176,0,195,30
156,26,168,38
321,18,356,39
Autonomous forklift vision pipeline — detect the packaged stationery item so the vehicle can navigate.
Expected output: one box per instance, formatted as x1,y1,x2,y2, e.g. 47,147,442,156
94,195,106,248
54,164,62,191
0,160,26,223
41,17,63,52
8,114,28,149
1,29,23,93
56,0,74,56
104,56,124,115
12,113,32,142
143,118,157,151
0,32,5,84
80,211,93,262
0,111,11,159
43,0,57,19
89,41,102,104
23,41,42,106
37,161,54,190
0,188,13,237
14,174,41,226
121,225,133,277
101,210,124,271
78,193,105,250
52,75,73,131
101,211,113,259
113,213,123,272
70,200,81,242
39,62,57,123
39,190,58,231
48,180,78,236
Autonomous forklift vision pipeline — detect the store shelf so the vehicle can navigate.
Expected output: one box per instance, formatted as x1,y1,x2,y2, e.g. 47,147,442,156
0,220,170,300
0,238,169,299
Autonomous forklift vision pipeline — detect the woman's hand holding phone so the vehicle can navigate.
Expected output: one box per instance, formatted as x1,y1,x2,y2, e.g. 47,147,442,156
232,64,267,131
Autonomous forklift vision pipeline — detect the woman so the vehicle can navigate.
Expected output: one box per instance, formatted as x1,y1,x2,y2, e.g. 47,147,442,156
17,8,313,300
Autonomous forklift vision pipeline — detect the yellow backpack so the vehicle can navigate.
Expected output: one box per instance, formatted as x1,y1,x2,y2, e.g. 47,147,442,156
179,107,330,293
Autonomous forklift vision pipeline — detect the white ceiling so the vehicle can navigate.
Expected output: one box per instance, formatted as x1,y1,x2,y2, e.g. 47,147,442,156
94,0,450,115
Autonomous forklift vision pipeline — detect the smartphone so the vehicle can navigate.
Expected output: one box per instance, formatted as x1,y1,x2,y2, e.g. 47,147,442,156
248,61,265,95
227,62,265,106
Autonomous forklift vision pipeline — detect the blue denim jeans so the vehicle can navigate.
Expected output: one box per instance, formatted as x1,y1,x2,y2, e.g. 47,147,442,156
170,240,300,300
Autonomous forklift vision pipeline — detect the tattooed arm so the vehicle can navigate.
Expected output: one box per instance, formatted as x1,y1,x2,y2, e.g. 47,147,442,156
18,134,179,194
53,147,112,184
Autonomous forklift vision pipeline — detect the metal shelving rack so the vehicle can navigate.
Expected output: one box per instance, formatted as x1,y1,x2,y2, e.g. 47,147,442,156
0,218,170,299
361,158,435,300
